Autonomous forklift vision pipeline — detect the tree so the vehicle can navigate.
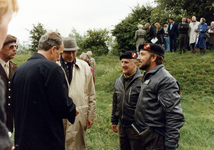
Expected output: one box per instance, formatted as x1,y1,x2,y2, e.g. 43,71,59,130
28,23,47,53
154,0,214,24
81,28,110,56
112,4,153,55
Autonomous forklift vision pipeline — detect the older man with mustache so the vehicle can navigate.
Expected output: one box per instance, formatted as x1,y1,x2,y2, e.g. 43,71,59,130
0,34,18,134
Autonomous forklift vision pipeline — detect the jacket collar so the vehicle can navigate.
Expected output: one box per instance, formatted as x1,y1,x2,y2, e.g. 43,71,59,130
28,53,48,61
143,64,164,79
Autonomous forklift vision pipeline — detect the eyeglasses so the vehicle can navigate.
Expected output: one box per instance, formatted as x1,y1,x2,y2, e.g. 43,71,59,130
8,45,18,50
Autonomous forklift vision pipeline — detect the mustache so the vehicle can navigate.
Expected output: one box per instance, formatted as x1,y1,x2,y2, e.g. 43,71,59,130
8,52,17,57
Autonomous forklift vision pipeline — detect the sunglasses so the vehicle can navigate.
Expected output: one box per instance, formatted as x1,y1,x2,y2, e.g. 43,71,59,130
8,45,18,50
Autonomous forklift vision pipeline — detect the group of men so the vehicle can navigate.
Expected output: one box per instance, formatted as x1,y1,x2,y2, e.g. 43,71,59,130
0,33,96,150
135,16,214,54
111,43,185,150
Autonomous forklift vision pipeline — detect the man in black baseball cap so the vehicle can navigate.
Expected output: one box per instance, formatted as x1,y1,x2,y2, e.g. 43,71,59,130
133,43,184,150
111,51,144,150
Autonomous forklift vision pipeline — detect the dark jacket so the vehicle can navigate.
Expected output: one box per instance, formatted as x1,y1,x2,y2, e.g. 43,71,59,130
11,53,76,150
178,22,189,34
134,64,184,149
156,27,165,44
111,68,142,127
0,61,17,132
168,22,178,36
0,79,13,150
147,25,157,40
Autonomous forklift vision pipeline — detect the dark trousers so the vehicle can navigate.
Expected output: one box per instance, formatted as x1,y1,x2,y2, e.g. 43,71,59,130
179,34,188,53
141,128,166,150
119,125,143,150
170,34,177,52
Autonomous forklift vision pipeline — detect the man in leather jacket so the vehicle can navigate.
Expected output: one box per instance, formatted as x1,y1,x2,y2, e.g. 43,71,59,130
132,43,184,150
111,51,143,150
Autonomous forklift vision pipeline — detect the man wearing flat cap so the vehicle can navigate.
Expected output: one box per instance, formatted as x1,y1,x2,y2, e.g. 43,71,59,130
132,43,184,150
57,37,96,150
111,51,143,150
0,34,18,133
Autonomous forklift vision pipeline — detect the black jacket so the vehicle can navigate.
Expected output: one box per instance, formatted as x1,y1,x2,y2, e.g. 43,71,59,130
0,79,13,150
156,27,165,44
168,22,178,36
134,65,184,149
111,68,142,127
148,25,157,40
11,53,76,150
178,23,189,34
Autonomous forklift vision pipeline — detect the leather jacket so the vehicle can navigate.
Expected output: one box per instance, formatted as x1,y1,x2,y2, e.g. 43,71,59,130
111,68,142,127
134,64,184,149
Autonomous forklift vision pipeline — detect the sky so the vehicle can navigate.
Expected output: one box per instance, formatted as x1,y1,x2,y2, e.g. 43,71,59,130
8,0,156,44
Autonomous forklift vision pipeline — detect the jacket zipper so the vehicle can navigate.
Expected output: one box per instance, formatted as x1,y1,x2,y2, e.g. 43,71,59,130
128,87,132,104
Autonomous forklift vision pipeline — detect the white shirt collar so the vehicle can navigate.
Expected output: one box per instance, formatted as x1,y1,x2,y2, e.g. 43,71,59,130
0,58,9,68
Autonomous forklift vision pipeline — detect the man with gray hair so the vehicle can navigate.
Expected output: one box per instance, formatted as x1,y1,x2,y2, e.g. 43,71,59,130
111,51,143,150
207,21,214,50
135,24,146,53
11,32,78,150
59,37,96,150
87,51,96,75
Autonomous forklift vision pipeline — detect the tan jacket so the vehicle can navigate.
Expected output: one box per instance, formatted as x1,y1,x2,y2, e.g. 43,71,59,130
57,58,96,150
189,21,200,44
89,57,96,75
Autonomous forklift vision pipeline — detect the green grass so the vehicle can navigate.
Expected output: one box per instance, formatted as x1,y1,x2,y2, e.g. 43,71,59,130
12,50,214,149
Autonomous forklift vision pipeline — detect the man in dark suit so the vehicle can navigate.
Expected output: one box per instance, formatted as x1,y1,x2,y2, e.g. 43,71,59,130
168,17,178,52
145,23,157,42
11,32,78,150
0,34,18,134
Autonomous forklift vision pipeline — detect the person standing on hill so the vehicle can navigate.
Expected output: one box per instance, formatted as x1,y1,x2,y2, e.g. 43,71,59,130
178,17,189,54
154,22,165,47
189,16,200,54
59,37,96,150
135,24,146,53
0,34,18,134
11,32,78,150
168,17,178,52
195,18,208,55
207,21,214,50
187,17,192,51
145,23,157,43
111,51,143,150
162,22,170,52
87,51,96,75
132,43,184,150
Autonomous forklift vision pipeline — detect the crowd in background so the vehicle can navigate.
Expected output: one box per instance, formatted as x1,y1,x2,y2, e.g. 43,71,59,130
135,16,214,55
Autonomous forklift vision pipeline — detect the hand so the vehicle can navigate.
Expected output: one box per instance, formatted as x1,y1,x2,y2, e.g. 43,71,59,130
86,120,93,129
112,125,119,133
194,29,197,32
210,31,213,33
76,109,79,116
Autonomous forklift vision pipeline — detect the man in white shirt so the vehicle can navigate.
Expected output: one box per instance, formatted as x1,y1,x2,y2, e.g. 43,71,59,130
189,16,200,53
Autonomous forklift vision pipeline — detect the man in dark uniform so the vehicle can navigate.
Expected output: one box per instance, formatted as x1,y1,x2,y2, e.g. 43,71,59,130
0,34,18,133
145,23,157,43
178,17,189,54
11,32,78,150
111,51,143,150
132,43,184,150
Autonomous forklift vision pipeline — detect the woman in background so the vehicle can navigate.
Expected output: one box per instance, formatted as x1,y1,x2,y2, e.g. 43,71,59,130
155,22,165,46
195,18,208,55
80,52,95,83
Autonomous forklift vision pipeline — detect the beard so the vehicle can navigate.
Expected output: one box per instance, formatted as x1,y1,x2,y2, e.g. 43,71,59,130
139,56,151,70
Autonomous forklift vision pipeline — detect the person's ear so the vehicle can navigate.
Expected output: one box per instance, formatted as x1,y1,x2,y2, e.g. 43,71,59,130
50,46,57,54
150,55,157,63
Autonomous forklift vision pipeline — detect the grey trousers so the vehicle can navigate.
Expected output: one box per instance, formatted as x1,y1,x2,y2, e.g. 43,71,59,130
179,34,188,53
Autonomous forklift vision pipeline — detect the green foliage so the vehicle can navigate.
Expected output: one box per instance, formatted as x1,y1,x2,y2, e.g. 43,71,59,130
112,4,153,55
154,0,214,24
28,22,47,53
81,28,110,56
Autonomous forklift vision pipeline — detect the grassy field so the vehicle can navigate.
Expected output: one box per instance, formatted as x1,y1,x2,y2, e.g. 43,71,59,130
13,50,214,149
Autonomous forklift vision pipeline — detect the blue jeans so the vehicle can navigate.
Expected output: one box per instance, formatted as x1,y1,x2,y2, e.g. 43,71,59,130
163,37,170,52
170,34,177,52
